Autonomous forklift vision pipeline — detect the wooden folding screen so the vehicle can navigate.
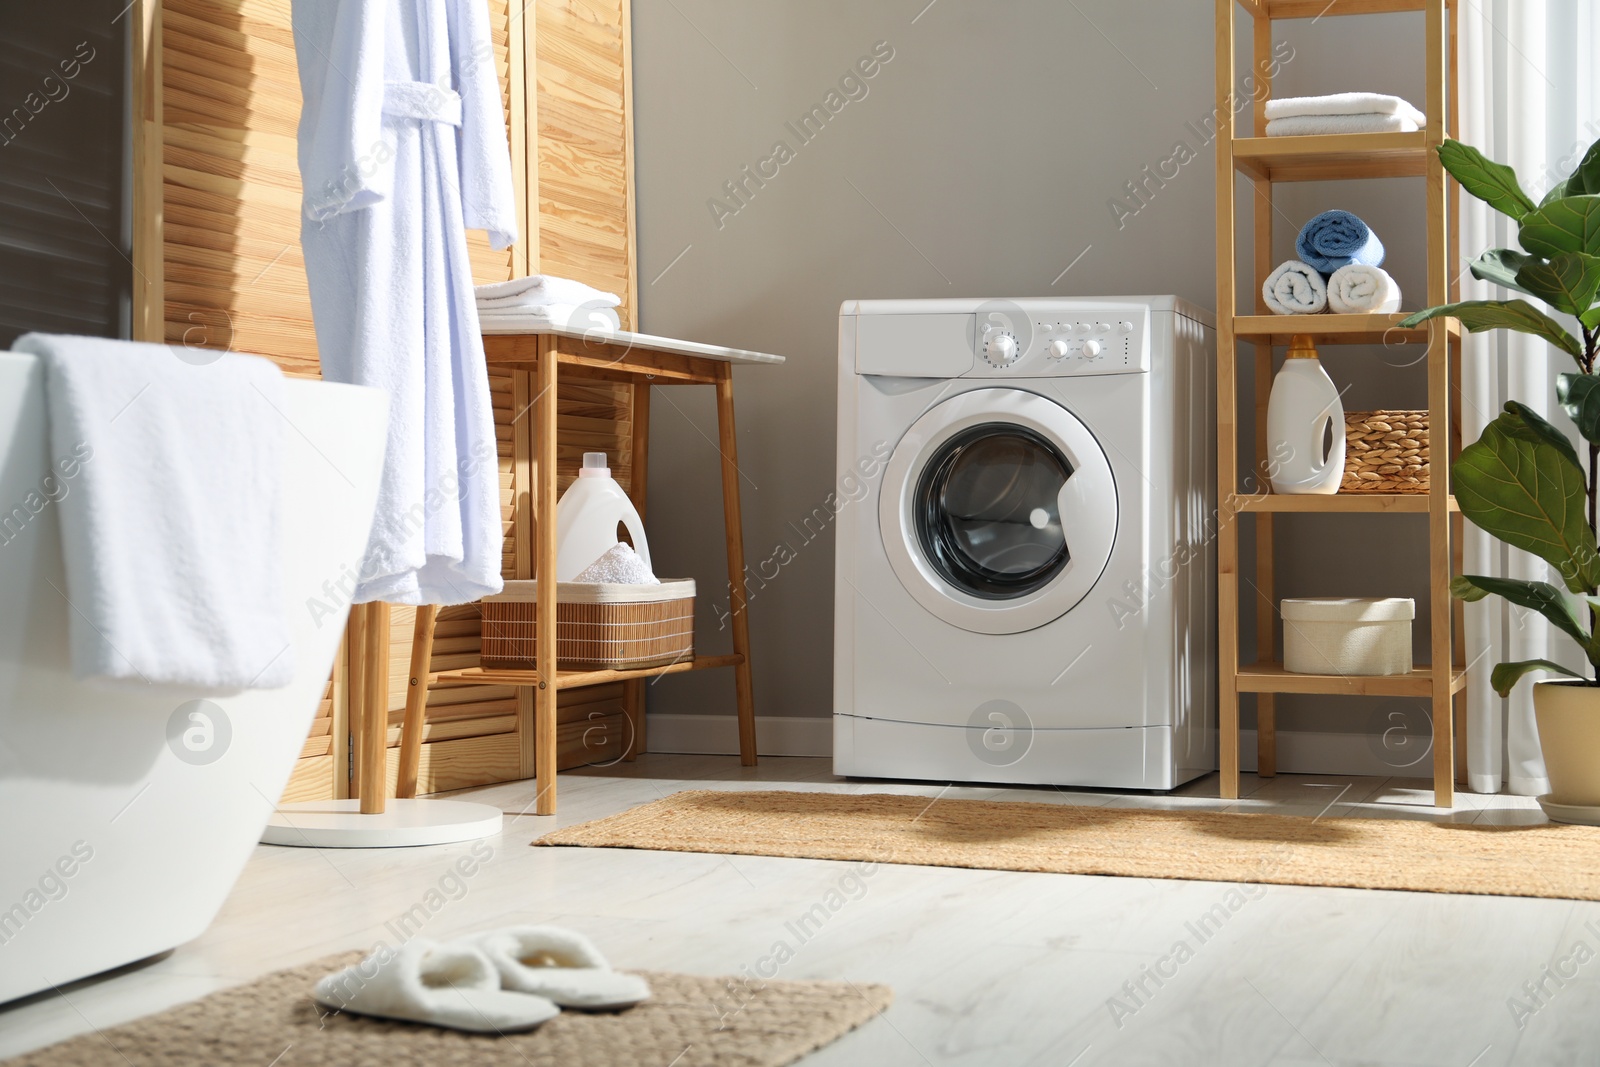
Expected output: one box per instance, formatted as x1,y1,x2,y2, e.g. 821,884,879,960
131,0,642,800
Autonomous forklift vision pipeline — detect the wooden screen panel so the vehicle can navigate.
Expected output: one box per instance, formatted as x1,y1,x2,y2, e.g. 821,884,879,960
536,0,636,326
162,0,315,374
162,0,515,377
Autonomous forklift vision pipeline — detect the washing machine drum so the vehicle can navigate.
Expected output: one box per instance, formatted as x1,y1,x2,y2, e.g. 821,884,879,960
880,388,1118,635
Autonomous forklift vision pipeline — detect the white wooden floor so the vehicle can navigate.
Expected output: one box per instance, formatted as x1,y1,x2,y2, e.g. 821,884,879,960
2,755,1594,1066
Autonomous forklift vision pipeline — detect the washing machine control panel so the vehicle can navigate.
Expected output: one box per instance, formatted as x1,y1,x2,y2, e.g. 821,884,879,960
970,308,1149,376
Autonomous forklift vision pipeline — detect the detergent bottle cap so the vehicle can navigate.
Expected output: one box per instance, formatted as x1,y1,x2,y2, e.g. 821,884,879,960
1286,334,1319,360
579,452,610,478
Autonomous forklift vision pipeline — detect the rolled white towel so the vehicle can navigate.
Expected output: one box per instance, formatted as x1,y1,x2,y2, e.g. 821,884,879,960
476,275,621,309
1263,260,1328,315
1328,264,1401,314
1267,114,1418,137
1265,92,1425,125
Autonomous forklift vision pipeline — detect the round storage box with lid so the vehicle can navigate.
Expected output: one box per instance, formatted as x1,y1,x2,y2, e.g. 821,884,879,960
481,579,695,671
1281,597,1414,676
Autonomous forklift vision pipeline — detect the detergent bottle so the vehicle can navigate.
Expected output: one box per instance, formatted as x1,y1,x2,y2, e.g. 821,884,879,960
554,453,652,580
1267,335,1346,495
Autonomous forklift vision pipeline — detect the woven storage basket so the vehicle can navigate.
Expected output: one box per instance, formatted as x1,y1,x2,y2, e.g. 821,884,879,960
481,579,695,671
1341,410,1429,493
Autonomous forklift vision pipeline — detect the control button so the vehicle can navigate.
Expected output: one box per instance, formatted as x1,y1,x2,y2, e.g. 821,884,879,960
1047,339,1071,359
1082,339,1103,358
1093,322,1111,334
1118,320,1135,333
984,331,1020,366
1076,323,1091,335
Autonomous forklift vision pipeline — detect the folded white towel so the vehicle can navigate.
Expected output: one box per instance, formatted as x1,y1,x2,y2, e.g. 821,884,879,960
13,333,292,689
476,275,621,310
1263,260,1328,315
1267,114,1419,137
476,304,622,331
1328,263,1401,314
1265,92,1426,124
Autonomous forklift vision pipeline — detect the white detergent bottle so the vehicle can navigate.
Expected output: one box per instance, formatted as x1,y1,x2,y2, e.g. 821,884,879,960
554,452,652,581
1267,335,1346,495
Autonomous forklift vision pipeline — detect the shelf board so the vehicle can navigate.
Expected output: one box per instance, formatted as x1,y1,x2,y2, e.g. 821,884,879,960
1258,0,1430,18
1233,132,1431,182
1236,662,1467,697
1233,312,1461,346
1235,493,1456,513
433,653,744,689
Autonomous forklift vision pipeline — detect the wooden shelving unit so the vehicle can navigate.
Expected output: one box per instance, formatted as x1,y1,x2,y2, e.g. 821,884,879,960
1215,0,1463,805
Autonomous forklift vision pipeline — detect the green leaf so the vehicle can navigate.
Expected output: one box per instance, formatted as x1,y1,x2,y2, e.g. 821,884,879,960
1453,404,1600,592
1544,177,1579,206
1577,137,1600,195
1500,400,1584,471
1469,248,1538,295
1515,253,1600,316
1582,306,1600,331
1450,574,1590,646
1439,140,1538,220
1558,374,1600,446
1519,196,1600,258
1397,299,1583,362
1489,659,1588,697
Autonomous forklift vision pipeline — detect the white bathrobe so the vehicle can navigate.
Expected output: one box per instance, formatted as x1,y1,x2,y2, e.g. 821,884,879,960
291,0,516,605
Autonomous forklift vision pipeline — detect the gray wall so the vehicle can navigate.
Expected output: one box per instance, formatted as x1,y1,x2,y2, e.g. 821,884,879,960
632,0,1434,770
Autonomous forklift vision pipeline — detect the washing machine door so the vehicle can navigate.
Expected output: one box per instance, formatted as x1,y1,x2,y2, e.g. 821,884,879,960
879,387,1117,635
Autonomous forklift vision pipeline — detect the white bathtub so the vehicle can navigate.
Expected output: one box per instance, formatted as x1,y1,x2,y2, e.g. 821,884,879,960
0,352,387,1004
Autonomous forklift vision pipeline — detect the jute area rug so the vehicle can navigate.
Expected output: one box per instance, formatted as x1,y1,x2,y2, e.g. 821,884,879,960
6,951,891,1067
536,789,1600,901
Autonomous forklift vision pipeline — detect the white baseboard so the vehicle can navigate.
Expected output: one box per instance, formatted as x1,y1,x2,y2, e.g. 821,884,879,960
647,714,832,758
648,716,1436,779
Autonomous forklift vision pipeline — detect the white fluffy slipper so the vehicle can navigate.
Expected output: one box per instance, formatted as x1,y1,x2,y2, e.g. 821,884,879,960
469,925,651,1010
313,938,559,1033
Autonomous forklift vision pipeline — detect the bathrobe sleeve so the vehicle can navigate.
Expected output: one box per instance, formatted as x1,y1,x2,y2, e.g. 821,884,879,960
290,0,392,221
449,0,519,250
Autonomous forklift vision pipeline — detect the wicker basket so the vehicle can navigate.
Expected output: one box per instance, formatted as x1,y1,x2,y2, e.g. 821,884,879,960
1341,410,1429,493
481,579,695,671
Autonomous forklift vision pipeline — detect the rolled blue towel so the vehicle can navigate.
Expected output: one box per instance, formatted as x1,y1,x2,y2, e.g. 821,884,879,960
1296,210,1385,275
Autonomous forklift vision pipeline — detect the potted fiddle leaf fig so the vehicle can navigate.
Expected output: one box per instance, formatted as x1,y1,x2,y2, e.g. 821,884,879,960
1399,136,1600,822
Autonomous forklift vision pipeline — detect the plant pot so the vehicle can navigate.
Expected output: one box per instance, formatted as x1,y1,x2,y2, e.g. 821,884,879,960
1533,680,1600,825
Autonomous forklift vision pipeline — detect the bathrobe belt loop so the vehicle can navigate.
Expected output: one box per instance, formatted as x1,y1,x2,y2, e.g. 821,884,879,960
382,81,463,127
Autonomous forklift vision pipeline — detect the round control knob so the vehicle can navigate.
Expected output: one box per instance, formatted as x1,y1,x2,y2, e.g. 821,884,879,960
1048,338,1071,359
1082,339,1103,358
984,331,1019,365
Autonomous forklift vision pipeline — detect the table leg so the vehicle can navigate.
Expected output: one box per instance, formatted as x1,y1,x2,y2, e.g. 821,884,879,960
715,365,758,766
535,343,560,813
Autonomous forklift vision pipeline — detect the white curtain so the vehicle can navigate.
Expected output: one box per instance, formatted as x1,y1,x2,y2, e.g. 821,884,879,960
1461,0,1600,794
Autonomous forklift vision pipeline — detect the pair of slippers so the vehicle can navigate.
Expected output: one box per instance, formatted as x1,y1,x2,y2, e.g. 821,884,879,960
312,925,649,1034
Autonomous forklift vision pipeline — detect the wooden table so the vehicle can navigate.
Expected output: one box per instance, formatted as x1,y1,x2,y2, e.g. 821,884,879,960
367,321,784,816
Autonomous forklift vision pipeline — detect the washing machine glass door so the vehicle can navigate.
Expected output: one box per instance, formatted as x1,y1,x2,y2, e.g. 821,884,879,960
880,388,1117,634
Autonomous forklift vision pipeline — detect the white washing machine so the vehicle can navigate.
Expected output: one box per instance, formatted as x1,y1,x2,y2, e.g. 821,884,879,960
833,296,1216,790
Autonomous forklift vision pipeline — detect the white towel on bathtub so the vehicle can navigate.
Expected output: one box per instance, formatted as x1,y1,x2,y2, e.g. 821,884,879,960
12,334,294,690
